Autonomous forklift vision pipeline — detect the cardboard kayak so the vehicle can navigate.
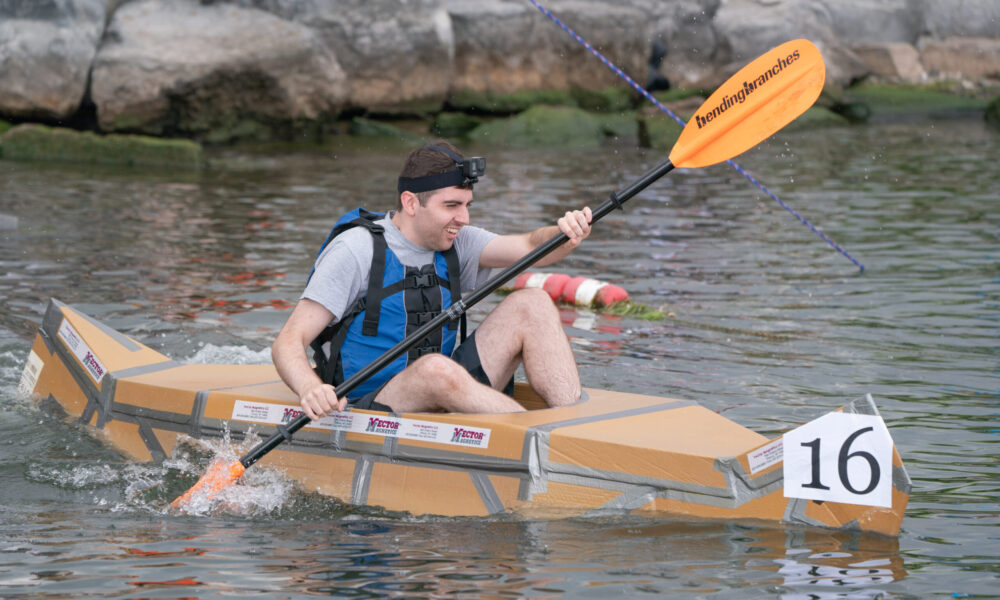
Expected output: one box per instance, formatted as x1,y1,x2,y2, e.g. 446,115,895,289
19,299,910,535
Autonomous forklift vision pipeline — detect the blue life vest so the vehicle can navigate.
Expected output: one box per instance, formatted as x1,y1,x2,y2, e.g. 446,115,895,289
309,208,465,399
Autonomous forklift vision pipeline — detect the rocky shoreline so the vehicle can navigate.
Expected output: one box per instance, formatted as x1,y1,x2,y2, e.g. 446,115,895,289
1,0,998,161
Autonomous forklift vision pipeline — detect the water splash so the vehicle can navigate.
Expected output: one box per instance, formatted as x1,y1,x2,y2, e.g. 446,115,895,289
182,343,271,365
26,463,121,489
160,426,295,517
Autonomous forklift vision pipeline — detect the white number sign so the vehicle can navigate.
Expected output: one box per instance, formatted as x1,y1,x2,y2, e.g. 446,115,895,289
783,412,894,508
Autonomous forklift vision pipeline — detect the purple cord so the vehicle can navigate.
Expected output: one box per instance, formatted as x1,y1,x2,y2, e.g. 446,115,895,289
526,0,865,273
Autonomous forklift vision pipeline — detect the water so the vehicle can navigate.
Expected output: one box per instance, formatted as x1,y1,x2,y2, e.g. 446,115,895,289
0,118,997,598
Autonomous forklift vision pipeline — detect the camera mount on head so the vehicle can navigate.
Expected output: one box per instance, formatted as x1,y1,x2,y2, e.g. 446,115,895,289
397,145,487,195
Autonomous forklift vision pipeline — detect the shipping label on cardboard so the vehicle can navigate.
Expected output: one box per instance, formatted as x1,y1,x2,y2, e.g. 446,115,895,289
58,320,106,384
232,400,491,449
747,437,783,474
18,350,44,397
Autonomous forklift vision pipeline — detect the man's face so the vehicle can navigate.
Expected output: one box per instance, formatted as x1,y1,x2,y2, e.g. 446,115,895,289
412,186,473,251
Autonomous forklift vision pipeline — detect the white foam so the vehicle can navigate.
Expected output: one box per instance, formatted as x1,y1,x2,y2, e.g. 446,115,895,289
183,343,271,365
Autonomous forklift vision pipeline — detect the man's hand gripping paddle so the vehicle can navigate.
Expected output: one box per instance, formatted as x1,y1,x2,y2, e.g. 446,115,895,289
171,39,825,511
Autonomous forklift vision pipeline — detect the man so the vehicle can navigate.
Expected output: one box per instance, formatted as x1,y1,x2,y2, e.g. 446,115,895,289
272,140,592,418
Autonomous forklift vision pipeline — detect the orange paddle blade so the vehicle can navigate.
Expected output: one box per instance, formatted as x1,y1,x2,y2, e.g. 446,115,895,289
170,459,246,509
669,39,825,169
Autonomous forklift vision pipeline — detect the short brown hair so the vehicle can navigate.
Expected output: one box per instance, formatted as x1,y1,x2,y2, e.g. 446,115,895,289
398,140,471,208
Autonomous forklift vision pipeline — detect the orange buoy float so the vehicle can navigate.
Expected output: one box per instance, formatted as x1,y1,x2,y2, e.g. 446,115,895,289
512,272,629,307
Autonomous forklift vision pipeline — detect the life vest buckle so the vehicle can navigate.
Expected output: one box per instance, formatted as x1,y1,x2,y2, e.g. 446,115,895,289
408,273,438,288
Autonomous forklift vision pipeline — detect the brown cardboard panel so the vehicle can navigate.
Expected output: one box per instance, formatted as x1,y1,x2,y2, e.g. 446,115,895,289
122,364,283,395
528,481,622,509
263,450,356,501
549,435,729,488
554,404,767,459
115,379,197,416
31,339,91,419
101,420,153,462
152,428,182,459
489,474,523,510
367,462,493,516
644,491,788,522
818,487,908,537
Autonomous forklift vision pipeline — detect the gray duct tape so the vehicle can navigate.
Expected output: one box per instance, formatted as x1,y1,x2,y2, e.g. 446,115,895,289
190,391,209,437
39,327,56,354
41,300,65,340
331,426,347,451
114,361,181,379
96,374,116,427
846,394,879,416
351,456,374,505
137,421,167,461
469,471,505,514
782,497,833,529
893,465,913,494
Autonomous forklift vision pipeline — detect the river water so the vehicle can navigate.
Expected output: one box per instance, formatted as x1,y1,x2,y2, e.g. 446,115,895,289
0,117,997,598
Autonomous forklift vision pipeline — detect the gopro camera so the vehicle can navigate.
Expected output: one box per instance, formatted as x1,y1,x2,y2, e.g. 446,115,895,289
461,156,486,185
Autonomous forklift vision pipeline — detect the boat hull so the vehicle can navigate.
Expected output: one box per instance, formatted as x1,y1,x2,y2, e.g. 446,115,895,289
20,300,910,535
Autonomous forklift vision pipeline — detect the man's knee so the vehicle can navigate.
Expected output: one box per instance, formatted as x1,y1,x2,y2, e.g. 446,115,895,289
409,353,469,393
504,288,558,320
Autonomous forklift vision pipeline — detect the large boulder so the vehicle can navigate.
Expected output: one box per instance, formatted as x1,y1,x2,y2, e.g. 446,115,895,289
633,0,728,89
824,0,924,45
90,0,347,141
918,36,1000,80
853,43,926,82
917,0,1000,39
0,0,106,120
444,0,650,95
712,0,868,86
231,0,454,113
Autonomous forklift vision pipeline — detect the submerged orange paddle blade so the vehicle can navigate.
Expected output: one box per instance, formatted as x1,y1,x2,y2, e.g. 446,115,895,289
170,459,245,509
669,39,825,169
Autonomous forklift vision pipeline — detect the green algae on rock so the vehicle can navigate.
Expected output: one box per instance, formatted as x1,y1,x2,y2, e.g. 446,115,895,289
468,105,604,148
0,124,202,169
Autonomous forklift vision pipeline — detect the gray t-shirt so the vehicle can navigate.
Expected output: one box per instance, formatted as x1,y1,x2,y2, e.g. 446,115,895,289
302,213,497,323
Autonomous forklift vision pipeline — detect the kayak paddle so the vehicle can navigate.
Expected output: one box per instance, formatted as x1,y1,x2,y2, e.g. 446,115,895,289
170,38,825,510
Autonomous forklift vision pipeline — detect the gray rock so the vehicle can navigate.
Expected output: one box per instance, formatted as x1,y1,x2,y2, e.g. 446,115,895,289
445,0,650,95
917,0,1000,39
825,0,924,45
90,0,346,139
0,0,106,119
231,0,454,112
713,0,868,87
634,0,728,89
853,43,926,82
919,36,1000,80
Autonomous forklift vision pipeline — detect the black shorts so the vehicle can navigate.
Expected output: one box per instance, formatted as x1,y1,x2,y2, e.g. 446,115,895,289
350,329,514,412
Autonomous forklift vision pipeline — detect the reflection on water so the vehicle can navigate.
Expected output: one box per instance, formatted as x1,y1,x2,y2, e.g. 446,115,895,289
0,120,997,596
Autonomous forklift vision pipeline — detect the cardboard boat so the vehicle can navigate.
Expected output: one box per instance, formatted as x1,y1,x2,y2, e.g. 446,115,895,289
20,300,910,535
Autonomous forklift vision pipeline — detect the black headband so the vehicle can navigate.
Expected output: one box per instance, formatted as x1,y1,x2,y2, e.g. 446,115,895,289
397,146,486,195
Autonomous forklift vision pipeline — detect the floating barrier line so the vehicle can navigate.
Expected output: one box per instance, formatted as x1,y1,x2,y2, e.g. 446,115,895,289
526,0,865,273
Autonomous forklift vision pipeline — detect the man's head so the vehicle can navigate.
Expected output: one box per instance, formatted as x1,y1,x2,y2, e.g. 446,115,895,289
396,141,485,209
394,141,485,252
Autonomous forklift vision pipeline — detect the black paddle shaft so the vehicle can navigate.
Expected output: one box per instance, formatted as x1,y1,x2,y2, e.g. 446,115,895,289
241,157,676,468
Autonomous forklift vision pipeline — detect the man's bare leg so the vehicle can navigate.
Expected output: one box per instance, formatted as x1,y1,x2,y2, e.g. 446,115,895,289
374,353,526,413
472,288,582,407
